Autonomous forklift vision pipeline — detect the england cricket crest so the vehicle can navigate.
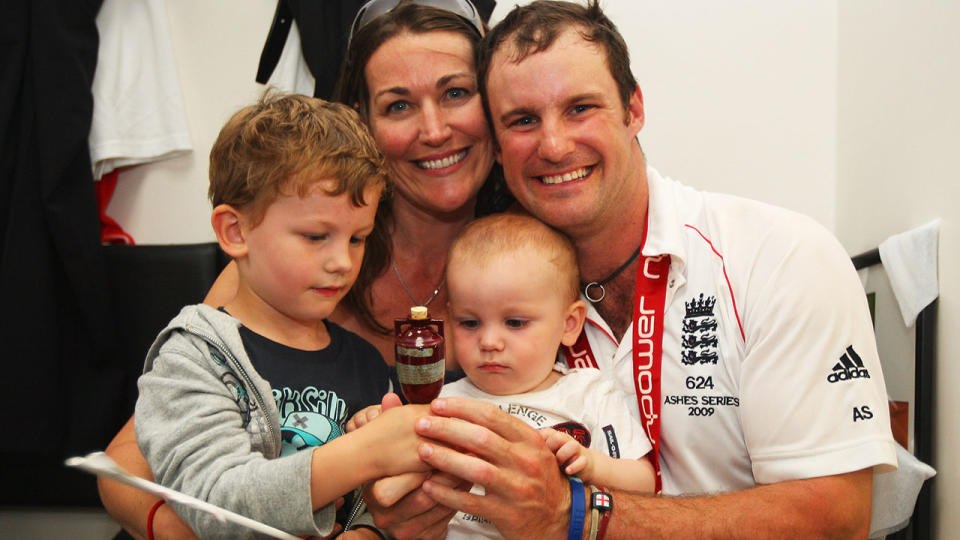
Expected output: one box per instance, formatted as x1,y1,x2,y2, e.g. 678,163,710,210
681,293,719,365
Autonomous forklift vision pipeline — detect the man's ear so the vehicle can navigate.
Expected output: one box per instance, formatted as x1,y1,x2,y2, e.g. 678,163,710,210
211,204,248,259
625,84,645,135
560,299,588,347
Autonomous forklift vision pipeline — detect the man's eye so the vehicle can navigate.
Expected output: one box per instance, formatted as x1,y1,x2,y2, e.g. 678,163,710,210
505,319,528,329
509,116,536,128
571,104,593,114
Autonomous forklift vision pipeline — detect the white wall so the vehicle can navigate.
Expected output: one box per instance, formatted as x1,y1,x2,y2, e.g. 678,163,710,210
106,0,277,244
837,1,960,538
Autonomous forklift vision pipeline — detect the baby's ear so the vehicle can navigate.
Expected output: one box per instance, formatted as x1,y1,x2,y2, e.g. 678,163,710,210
211,204,248,259
560,300,587,347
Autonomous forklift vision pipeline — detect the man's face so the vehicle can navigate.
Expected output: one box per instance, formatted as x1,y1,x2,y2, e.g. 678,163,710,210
486,28,645,240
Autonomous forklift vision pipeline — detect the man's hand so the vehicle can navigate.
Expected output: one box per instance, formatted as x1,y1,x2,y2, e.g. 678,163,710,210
361,393,466,540
414,397,570,540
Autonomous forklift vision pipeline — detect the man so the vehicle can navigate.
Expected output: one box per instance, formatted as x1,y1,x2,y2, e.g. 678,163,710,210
368,2,897,538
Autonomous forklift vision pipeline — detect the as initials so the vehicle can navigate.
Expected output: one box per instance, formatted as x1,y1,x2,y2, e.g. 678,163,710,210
853,405,873,422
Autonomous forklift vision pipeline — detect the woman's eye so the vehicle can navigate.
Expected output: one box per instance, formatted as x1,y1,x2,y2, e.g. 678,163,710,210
386,101,410,114
349,235,367,246
445,87,469,100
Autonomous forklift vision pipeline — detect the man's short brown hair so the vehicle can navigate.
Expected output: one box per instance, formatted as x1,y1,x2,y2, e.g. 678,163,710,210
208,91,388,225
478,0,637,114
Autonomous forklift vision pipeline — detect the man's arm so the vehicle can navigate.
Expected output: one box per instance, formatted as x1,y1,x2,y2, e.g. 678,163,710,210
416,397,875,540
601,469,873,539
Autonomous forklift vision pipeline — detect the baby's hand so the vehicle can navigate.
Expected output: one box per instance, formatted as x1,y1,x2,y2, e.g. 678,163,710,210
540,427,592,477
347,393,403,432
346,405,381,432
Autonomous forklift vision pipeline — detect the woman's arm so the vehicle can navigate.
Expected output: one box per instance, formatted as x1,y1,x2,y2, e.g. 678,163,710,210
98,416,198,540
204,259,238,306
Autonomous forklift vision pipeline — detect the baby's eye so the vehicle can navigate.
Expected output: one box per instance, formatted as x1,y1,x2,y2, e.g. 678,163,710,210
458,319,480,330
505,319,528,329
303,233,328,242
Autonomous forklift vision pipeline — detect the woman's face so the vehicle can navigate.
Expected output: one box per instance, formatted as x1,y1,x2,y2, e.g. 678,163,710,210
364,30,494,216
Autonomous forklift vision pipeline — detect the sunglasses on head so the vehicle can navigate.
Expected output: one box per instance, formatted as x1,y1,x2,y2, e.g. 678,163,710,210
348,0,485,47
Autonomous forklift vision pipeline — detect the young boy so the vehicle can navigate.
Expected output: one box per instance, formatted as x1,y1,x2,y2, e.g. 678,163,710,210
440,213,655,538
134,93,429,539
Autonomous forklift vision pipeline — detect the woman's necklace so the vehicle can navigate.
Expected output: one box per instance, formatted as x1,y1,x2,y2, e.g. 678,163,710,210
582,244,643,303
393,260,445,307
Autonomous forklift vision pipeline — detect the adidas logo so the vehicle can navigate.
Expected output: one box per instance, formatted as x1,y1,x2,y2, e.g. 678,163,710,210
827,345,871,383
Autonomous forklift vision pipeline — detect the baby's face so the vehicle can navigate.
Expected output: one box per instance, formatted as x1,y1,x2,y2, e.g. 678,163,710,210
447,250,577,396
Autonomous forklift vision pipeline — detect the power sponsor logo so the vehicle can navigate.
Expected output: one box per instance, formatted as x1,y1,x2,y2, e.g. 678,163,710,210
827,345,871,383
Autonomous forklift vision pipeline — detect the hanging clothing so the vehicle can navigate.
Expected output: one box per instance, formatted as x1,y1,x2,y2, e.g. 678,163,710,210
255,0,497,100
0,0,121,468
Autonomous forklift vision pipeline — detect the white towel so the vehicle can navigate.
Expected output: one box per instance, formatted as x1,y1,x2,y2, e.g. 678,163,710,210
878,220,940,327
264,21,316,97
89,0,193,180
869,444,936,538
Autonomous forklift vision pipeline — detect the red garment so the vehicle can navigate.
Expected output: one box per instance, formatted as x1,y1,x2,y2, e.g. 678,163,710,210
95,169,135,244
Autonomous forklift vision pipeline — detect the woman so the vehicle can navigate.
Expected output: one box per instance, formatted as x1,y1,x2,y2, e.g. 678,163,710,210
98,1,504,538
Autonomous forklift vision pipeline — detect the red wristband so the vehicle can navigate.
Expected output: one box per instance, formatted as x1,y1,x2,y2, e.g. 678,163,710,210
147,499,166,540
595,488,612,540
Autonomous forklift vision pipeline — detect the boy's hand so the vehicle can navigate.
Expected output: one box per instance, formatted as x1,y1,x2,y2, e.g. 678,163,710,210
539,427,592,478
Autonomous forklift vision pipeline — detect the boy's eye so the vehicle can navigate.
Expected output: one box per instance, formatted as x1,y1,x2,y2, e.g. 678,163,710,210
505,319,528,329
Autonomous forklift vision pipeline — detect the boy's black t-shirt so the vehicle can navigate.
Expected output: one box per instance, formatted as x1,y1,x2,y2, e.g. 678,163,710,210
238,320,390,451
238,320,390,524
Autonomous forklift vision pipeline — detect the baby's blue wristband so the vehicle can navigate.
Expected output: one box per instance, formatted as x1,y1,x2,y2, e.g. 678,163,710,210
567,476,586,540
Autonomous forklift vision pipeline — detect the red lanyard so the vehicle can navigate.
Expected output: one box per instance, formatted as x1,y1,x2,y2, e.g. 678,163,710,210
631,254,670,493
562,250,670,493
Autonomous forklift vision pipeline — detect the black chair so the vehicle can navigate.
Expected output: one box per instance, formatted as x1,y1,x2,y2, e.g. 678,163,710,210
852,248,936,540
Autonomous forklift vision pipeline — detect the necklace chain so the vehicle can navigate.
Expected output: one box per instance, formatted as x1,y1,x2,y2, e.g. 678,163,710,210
582,244,643,303
393,260,445,307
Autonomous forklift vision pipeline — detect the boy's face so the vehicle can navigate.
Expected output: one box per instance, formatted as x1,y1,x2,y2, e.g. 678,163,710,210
447,248,583,396
237,179,380,328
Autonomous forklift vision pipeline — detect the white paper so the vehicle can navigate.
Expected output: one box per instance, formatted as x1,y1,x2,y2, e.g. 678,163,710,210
65,451,300,540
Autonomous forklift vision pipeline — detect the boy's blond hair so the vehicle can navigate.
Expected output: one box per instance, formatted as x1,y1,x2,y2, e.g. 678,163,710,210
448,213,580,302
208,91,389,225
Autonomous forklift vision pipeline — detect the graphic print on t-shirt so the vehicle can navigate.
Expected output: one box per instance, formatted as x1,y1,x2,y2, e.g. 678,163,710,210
277,387,347,456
